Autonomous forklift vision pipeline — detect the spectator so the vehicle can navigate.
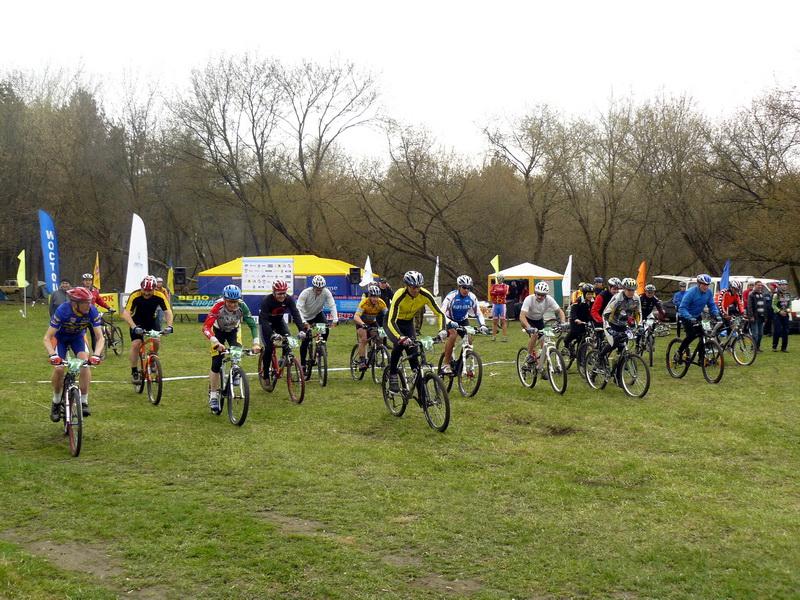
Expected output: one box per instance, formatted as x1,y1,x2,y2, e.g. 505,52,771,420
746,280,769,352
377,277,393,308
771,280,791,352
48,279,71,317
671,281,688,337
742,280,755,308
764,282,777,335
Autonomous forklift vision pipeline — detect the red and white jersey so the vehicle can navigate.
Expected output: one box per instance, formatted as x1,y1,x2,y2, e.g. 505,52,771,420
489,283,509,304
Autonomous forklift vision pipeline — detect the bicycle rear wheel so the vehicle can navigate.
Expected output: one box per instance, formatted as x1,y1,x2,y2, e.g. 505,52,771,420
436,353,455,392
286,356,305,403
372,347,389,385
546,346,567,395
349,345,365,381
458,350,483,398
665,338,690,379
316,345,328,387
422,373,450,432
701,339,724,384
732,334,756,366
146,355,163,405
226,365,250,426
381,367,408,417
646,335,655,368
556,337,575,371
258,351,277,392
65,386,83,457
516,348,537,388
619,354,650,398
584,349,608,390
111,326,124,356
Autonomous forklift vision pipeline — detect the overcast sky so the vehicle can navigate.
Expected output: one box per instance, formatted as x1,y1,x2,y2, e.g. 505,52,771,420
4,0,800,159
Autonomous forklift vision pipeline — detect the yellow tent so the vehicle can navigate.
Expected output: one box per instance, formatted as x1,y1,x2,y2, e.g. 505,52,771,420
198,254,358,277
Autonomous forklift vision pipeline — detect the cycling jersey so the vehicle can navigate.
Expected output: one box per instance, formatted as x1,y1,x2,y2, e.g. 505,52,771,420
772,290,792,313
639,294,665,320
355,297,387,323
88,286,111,310
489,283,509,304
296,287,339,323
441,289,486,327
591,290,614,324
258,293,303,326
124,290,171,330
721,291,744,316
386,286,445,339
678,286,720,320
50,302,102,337
203,299,258,340
603,292,642,328
520,293,560,321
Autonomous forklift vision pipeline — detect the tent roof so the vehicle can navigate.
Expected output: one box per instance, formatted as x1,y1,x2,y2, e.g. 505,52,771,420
199,255,358,277
491,262,563,279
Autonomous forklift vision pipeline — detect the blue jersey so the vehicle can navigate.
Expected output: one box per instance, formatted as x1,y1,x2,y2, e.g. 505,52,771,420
441,290,485,326
671,290,686,307
50,302,102,337
678,286,720,320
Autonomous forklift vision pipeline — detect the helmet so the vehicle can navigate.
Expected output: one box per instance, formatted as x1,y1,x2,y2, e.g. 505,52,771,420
581,283,594,293
696,273,712,285
456,275,473,288
608,277,622,289
779,279,788,285
496,275,504,282
67,287,93,302
678,281,687,289
621,278,637,291
272,279,289,293
645,284,656,293
403,270,424,286
222,284,241,300
367,284,380,297
594,276,604,284
156,277,164,284
729,280,742,293
534,281,550,295
141,276,156,291
311,275,326,288
81,273,93,280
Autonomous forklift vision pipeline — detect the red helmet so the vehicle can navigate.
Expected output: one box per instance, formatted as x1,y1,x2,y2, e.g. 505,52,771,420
141,276,157,291
272,279,289,293
67,287,93,302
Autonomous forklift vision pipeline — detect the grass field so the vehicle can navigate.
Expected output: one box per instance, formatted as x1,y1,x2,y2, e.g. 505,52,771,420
1,303,798,599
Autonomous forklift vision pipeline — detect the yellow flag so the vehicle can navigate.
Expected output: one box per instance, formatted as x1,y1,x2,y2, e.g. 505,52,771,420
490,255,500,274
93,252,101,290
16,250,28,287
637,260,647,294
166,266,174,296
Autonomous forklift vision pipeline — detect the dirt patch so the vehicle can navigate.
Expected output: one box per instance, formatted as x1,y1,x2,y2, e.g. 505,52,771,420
412,573,483,594
507,415,532,426
541,424,579,436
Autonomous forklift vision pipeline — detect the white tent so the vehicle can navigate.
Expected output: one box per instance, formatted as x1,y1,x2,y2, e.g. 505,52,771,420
490,262,563,279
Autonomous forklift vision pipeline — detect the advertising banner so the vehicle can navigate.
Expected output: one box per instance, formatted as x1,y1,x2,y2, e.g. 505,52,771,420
38,210,60,294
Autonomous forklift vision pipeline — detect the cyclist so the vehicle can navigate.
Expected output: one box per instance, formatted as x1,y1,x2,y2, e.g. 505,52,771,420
677,274,721,361
489,274,510,342
570,282,588,304
672,281,688,337
44,287,103,420
122,275,174,384
563,283,595,357
519,281,567,367
640,284,666,321
386,271,449,393
377,277,393,308
719,280,745,337
353,284,388,370
258,279,309,372
297,275,338,378
599,277,642,372
202,284,261,415
593,276,605,296
81,272,113,353
771,279,791,352
591,277,621,325
440,275,489,374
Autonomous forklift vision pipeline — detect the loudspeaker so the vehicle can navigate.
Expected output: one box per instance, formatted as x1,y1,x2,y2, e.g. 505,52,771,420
349,267,361,284
173,267,187,286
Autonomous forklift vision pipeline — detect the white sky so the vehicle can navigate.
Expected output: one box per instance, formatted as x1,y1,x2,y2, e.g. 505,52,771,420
5,0,800,160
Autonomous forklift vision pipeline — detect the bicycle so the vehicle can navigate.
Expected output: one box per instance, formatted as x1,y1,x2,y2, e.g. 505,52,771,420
665,320,725,383
584,328,651,398
133,330,171,405
381,336,450,432
515,323,568,395
630,314,670,367
100,311,124,359
213,346,257,426
715,316,756,366
572,326,604,378
304,322,330,387
437,325,488,398
54,356,90,457
349,325,389,384
258,333,305,403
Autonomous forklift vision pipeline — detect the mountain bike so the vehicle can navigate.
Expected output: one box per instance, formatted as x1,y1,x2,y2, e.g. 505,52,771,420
381,336,450,432
584,328,651,398
349,325,389,384
55,356,91,457
665,320,725,383
629,314,670,367
258,333,305,403
572,326,604,378
437,325,488,398
515,323,567,395
304,322,330,386
133,330,171,405
213,346,257,426
100,311,123,359
715,316,756,366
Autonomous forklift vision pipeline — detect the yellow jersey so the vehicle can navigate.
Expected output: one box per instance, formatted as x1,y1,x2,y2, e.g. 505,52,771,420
355,297,387,322
387,286,444,337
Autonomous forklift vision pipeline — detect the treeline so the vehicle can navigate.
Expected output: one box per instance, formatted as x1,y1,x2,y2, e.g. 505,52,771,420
1,57,799,294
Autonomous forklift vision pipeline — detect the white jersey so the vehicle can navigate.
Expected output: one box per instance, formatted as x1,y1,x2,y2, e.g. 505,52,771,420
296,287,338,323
520,293,560,321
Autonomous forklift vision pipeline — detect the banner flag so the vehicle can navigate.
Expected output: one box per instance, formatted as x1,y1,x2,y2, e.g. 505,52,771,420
167,265,175,296
636,260,647,294
124,213,149,293
93,252,101,290
359,255,374,287
719,260,731,291
490,255,500,274
16,250,28,287
562,255,573,299
38,209,60,294
433,256,440,297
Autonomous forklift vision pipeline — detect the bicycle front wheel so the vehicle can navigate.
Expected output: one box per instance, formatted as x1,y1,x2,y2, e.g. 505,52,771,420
701,339,725,384
226,365,250,426
546,346,567,395
316,346,328,387
66,386,83,457
556,336,575,371
422,373,450,432
576,341,593,379
381,367,408,417
349,345,365,381
111,326,124,356
458,350,483,398
258,351,277,392
732,334,756,366
372,347,389,385
436,353,455,393
665,338,690,379
146,355,163,405
516,348,537,388
286,356,305,403
619,354,650,398
584,349,608,390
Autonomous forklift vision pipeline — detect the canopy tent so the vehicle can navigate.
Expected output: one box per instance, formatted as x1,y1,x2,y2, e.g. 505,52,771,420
488,262,565,305
199,255,359,278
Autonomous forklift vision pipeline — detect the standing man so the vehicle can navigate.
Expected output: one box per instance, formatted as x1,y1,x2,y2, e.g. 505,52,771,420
48,279,71,317
671,280,688,337
771,279,792,352
489,275,510,342
746,280,768,352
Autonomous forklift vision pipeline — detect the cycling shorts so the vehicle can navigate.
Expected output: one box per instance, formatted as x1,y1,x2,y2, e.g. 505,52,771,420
492,303,506,319
55,334,87,359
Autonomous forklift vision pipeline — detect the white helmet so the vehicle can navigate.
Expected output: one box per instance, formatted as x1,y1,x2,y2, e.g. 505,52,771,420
621,277,637,291
534,281,550,295
608,277,622,289
403,270,424,286
456,275,473,288
311,275,326,288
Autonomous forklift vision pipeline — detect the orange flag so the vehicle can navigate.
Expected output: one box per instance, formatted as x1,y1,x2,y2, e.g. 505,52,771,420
636,260,647,294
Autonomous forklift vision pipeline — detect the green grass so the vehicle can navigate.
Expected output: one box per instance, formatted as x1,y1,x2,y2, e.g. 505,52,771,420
1,303,798,598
